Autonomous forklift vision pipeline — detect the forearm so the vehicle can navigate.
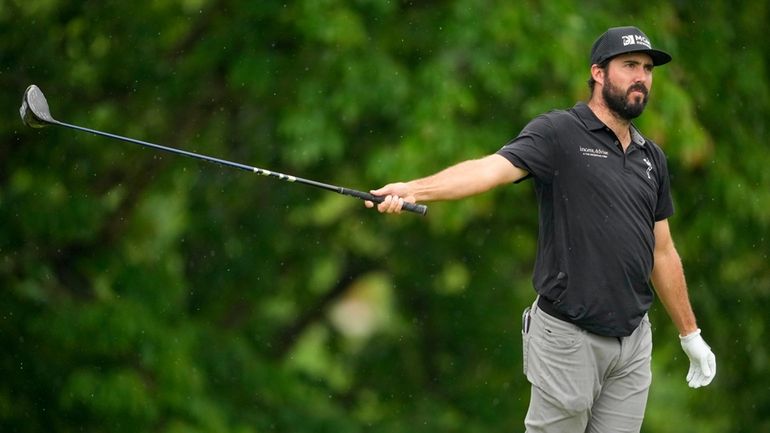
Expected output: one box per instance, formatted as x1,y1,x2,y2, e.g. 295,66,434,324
651,223,715,388
408,154,525,202
651,247,698,336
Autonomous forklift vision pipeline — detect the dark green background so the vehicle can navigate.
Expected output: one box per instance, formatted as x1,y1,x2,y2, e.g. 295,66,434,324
2,1,768,432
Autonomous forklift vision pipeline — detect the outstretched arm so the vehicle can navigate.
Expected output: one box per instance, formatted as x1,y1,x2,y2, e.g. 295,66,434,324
366,154,528,213
651,219,716,388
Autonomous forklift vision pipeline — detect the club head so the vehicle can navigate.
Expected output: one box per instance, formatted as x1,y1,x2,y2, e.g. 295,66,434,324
20,84,56,128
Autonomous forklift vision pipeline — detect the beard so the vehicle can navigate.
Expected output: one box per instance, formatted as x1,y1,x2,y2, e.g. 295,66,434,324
602,74,649,120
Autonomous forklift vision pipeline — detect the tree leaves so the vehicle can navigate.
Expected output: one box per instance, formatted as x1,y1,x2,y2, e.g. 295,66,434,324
1,2,769,432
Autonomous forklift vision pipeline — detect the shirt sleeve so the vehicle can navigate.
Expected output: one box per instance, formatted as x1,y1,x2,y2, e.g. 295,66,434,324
495,114,558,184
654,150,675,221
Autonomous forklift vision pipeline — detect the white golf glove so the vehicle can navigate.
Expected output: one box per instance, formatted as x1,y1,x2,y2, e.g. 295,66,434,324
679,329,716,388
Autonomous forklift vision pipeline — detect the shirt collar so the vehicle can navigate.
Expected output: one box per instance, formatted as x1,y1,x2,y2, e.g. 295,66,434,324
572,102,646,148
630,125,646,147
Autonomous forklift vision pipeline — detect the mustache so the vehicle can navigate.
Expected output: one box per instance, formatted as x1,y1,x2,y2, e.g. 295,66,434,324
627,83,648,96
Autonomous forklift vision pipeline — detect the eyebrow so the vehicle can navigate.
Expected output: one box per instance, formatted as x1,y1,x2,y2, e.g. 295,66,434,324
623,59,655,69
623,59,654,67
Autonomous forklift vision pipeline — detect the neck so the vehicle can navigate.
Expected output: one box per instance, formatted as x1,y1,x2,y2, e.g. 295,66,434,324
587,98,632,148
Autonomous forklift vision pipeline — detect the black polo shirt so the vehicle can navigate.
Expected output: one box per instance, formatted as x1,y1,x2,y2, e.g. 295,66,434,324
497,102,674,337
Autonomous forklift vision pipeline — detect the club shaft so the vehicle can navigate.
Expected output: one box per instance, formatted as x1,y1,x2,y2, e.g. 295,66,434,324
51,119,427,215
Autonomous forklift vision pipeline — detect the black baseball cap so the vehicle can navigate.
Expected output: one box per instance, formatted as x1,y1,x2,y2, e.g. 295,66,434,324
590,26,672,66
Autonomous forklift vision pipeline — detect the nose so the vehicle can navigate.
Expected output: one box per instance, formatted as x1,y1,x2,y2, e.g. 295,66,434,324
631,74,649,93
637,67,652,83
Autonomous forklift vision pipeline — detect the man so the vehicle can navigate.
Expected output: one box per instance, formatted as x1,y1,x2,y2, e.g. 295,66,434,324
366,26,716,432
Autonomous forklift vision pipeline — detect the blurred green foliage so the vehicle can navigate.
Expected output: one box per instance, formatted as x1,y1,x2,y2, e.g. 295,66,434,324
1,0,769,432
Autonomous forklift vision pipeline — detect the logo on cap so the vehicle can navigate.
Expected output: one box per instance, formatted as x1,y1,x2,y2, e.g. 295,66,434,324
622,34,652,49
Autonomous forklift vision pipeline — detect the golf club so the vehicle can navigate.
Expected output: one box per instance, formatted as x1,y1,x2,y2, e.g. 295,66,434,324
19,84,427,215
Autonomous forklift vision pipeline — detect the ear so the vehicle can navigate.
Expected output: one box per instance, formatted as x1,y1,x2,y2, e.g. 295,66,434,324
591,64,605,87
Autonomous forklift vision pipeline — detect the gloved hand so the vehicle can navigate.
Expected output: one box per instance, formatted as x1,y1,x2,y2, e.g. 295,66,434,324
679,329,716,388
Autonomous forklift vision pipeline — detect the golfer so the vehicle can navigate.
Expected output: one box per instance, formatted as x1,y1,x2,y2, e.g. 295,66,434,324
366,26,716,432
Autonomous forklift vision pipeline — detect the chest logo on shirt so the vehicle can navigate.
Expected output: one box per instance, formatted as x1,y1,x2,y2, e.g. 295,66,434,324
579,146,609,159
643,157,653,179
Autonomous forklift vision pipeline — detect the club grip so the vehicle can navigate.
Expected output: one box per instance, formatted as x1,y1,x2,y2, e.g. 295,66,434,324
394,200,429,216
345,189,428,216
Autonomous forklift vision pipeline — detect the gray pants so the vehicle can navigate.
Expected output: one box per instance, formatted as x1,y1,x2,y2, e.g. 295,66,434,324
522,298,652,433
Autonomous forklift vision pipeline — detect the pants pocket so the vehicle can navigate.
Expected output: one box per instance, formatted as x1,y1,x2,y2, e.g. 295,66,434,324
527,310,592,413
